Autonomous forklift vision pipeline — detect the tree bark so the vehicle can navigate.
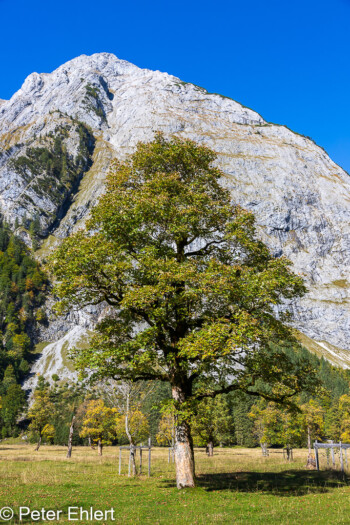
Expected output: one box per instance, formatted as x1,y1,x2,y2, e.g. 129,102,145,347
97,438,103,456
66,415,75,458
306,425,316,467
207,441,214,457
88,436,95,450
172,385,195,489
35,435,42,452
307,425,312,456
125,389,137,476
130,445,137,476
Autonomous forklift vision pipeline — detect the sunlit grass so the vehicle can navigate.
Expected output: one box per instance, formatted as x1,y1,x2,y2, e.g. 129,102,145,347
0,445,349,524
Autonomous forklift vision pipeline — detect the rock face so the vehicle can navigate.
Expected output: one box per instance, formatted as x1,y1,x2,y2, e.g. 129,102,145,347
0,52,349,380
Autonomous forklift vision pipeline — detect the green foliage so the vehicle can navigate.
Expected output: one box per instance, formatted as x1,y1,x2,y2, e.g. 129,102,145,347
141,381,171,443
26,377,88,446
48,381,86,446
0,383,25,437
156,412,175,446
49,134,317,410
28,379,55,438
9,122,95,241
249,400,306,447
48,133,321,489
0,222,48,437
80,399,117,445
191,395,234,447
82,84,106,121
115,409,150,446
228,391,256,447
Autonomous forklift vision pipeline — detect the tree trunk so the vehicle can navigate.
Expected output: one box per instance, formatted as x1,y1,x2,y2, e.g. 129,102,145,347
306,425,316,467
129,445,137,476
125,389,137,476
172,385,195,489
88,436,95,450
66,415,75,458
207,441,214,457
35,435,42,452
307,425,312,456
97,439,103,456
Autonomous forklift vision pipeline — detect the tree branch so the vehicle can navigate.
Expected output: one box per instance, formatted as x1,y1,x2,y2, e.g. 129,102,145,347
185,239,226,257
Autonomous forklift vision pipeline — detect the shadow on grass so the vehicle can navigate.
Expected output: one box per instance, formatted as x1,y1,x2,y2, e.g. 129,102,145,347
194,469,349,495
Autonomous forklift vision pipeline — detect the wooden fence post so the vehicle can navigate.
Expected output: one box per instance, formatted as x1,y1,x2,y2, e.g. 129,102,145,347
148,437,151,477
345,448,348,469
119,447,122,475
139,446,143,475
331,440,336,468
340,442,344,473
314,440,319,471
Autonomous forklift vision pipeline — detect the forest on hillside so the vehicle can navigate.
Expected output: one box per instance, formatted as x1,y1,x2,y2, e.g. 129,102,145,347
0,221,47,438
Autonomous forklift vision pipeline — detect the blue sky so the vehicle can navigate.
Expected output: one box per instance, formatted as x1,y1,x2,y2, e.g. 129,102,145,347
1,0,350,172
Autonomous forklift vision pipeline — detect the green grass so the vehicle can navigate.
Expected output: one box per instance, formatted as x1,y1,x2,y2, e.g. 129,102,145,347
0,446,349,524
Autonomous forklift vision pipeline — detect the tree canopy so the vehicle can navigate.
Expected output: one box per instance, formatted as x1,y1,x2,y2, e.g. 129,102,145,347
49,133,318,487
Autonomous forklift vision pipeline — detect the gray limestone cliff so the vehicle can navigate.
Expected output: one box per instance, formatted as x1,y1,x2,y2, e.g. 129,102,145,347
0,52,349,384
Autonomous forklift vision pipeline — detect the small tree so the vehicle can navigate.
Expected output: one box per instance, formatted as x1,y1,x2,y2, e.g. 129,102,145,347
42,423,55,444
48,381,86,457
337,394,350,442
49,134,318,488
249,400,304,452
156,413,175,447
106,381,151,475
300,399,325,460
191,395,233,455
75,399,95,449
28,379,55,451
115,409,149,475
249,401,283,451
80,399,117,455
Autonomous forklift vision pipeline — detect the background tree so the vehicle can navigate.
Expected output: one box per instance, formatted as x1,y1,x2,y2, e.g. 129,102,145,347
27,376,55,451
41,423,55,444
229,391,256,447
49,134,318,488
191,395,233,456
1,383,25,437
249,400,304,451
79,399,117,456
0,220,47,440
47,380,86,456
104,381,151,475
338,394,350,441
75,398,97,449
249,401,283,452
115,409,150,475
156,412,175,447
141,381,171,443
300,399,325,460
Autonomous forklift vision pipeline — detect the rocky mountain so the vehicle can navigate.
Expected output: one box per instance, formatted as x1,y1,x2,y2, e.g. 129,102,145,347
0,52,349,386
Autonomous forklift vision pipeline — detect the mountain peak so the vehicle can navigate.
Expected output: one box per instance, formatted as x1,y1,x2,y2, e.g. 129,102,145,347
0,54,349,375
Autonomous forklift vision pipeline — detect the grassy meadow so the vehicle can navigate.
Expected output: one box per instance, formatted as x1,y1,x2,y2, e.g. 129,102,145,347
0,444,349,524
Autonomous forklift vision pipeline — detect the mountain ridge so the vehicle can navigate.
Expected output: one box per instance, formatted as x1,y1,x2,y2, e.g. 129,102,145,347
0,52,349,384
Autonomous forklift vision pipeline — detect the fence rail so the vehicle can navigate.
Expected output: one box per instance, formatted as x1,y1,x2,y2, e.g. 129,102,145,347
313,440,349,472
119,438,152,476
